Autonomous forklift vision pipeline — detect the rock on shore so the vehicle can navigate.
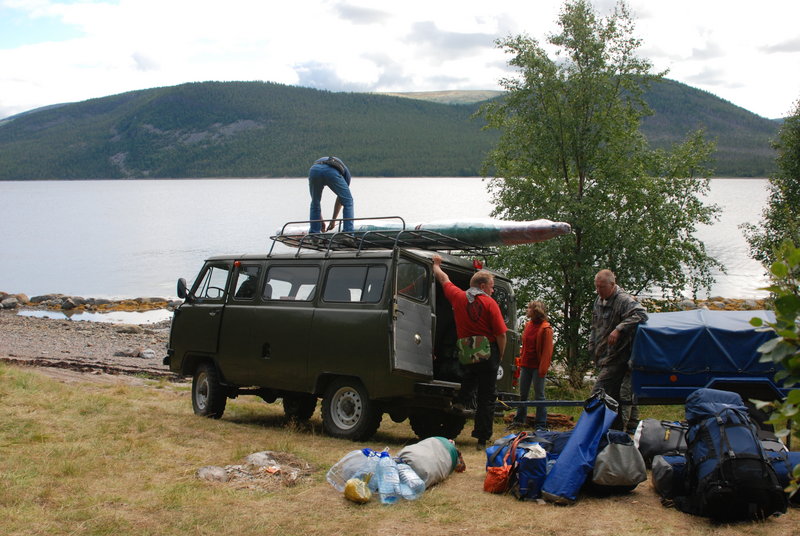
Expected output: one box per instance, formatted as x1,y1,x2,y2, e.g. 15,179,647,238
0,291,183,311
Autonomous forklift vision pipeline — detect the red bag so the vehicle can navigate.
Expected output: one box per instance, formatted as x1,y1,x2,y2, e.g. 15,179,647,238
483,432,527,493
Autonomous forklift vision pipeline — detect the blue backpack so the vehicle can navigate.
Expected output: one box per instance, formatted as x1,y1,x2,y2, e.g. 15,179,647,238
675,388,787,521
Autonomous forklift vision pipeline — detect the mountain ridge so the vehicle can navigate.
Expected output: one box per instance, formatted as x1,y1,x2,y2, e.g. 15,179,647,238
0,80,780,180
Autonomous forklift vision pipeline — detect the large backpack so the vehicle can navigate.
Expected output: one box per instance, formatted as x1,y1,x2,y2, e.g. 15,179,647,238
675,388,787,521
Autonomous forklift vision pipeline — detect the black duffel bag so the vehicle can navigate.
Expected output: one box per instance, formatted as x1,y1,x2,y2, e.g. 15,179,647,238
633,418,688,468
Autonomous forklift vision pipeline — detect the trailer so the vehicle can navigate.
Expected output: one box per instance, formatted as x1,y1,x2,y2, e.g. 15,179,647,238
501,309,789,413
631,309,788,404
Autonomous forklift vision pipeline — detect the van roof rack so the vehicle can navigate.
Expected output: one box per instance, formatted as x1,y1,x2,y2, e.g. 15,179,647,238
269,216,498,257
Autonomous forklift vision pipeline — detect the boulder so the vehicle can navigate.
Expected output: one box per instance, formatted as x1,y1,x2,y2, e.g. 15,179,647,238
31,294,62,303
1,297,19,309
115,324,143,334
136,297,167,304
678,299,697,310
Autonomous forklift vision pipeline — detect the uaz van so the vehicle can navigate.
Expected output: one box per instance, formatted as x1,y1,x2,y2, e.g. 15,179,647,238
164,222,520,441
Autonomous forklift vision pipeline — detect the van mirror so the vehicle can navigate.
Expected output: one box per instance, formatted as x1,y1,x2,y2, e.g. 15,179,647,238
177,277,193,302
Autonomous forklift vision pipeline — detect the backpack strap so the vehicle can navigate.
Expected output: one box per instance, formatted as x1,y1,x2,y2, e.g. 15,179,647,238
504,432,528,467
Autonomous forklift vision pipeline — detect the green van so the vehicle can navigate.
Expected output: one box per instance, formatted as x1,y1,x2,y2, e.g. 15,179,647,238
164,231,519,441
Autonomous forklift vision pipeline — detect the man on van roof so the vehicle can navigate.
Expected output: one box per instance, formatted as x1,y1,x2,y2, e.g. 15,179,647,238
308,156,354,233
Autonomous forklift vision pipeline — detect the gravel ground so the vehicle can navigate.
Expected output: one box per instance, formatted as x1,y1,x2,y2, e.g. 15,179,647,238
0,308,174,380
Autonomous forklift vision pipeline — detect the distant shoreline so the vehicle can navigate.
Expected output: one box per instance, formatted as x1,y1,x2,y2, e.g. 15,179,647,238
1,291,768,315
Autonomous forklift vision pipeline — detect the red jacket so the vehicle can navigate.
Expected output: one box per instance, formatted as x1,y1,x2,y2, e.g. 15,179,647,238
519,320,553,377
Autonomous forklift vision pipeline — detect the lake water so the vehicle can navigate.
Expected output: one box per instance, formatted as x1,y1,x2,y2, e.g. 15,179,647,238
0,177,770,300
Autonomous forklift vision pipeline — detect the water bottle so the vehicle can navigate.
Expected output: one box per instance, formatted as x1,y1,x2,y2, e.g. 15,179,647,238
376,451,400,504
396,462,425,500
326,448,374,491
360,450,380,492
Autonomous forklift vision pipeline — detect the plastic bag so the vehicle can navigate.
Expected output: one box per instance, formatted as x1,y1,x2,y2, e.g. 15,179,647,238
344,476,372,504
326,448,377,492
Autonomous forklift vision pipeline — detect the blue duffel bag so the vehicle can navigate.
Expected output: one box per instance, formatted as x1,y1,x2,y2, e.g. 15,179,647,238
540,390,618,505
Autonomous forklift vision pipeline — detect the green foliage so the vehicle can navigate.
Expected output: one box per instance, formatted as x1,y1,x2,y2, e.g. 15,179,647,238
0,78,780,180
743,97,800,266
480,0,721,386
750,240,800,496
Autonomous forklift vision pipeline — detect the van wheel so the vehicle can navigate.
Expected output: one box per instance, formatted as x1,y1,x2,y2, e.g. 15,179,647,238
410,410,466,439
192,362,227,419
283,394,317,421
322,378,382,441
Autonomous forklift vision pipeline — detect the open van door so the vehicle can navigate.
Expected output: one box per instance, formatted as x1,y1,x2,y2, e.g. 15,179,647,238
391,250,434,376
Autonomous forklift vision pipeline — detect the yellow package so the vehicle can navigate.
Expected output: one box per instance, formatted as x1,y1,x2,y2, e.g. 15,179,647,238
344,477,372,504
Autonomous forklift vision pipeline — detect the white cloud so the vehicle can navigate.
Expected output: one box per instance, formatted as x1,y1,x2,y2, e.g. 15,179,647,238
0,0,799,118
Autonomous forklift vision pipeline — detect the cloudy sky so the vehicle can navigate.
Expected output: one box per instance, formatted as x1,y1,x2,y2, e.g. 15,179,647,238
2,0,799,120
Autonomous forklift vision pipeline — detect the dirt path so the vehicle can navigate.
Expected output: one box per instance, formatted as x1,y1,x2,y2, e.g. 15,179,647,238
0,309,176,383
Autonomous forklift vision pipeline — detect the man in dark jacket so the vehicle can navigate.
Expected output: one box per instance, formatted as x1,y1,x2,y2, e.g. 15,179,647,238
589,269,648,430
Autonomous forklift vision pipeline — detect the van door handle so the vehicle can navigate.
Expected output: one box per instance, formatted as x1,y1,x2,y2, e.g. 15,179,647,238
208,308,221,317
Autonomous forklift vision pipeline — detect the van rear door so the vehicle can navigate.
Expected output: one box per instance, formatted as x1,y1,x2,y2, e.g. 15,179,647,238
392,250,434,377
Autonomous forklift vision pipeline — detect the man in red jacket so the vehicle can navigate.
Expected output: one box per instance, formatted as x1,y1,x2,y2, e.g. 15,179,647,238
432,254,507,449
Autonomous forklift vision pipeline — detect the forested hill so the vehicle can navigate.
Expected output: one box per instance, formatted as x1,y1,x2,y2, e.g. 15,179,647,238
0,80,780,180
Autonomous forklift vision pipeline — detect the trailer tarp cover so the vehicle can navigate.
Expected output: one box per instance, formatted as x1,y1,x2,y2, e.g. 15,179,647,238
631,309,776,375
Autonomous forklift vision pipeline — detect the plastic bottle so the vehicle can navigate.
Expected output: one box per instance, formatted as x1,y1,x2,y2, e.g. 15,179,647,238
396,462,425,500
376,451,400,504
365,451,380,492
326,448,375,492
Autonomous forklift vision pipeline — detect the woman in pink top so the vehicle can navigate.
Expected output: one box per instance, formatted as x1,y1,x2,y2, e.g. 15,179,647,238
510,301,553,430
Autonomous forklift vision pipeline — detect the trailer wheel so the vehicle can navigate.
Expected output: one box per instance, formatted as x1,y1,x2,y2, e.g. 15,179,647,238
409,410,466,439
322,378,381,440
192,362,227,419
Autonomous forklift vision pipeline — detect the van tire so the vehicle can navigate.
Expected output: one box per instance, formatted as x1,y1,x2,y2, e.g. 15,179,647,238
283,394,317,421
192,362,227,419
409,410,466,439
322,378,381,440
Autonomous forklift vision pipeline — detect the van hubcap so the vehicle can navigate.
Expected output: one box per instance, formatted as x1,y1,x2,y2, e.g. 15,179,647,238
331,386,362,430
195,373,209,410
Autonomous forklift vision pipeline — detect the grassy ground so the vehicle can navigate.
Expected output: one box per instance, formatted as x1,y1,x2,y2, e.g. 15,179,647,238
1,364,796,536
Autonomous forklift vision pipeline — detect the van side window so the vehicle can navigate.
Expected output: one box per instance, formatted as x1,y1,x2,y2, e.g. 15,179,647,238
397,259,428,301
263,265,319,301
233,264,261,300
196,265,231,301
324,265,387,303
